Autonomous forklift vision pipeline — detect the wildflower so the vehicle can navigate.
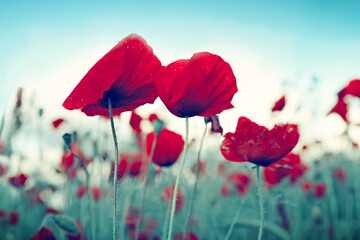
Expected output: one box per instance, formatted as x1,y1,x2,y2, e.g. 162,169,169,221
264,153,307,186
8,173,28,188
63,34,161,117
146,128,184,167
272,95,286,112
328,97,348,122
162,185,184,214
30,227,56,240
153,52,237,118
52,118,65,129
220,117,299,166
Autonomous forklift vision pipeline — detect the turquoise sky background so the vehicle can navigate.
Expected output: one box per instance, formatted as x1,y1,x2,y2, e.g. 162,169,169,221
1,0,360,142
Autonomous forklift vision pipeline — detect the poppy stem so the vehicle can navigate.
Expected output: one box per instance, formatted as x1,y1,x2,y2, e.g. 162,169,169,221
134,133,158,240
182,121,207,236
256,165,264,240
108,98,119,240
167,117,189,240
66,145,94,240
161,200,172,240
225,195,247,240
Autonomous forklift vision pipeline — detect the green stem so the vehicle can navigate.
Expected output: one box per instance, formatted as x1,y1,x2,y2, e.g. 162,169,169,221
256,165,264,240
67,146,94,240
225,195,247,240
167,117,189,240
182,122,207,236
108,98,119,240
162,201,172,240
134,134,158,240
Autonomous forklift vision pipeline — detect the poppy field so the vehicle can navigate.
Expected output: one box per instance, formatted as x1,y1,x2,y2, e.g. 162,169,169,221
1,32,360,240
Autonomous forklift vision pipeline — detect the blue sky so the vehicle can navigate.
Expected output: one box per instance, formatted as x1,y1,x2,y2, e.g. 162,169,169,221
1,0,360,140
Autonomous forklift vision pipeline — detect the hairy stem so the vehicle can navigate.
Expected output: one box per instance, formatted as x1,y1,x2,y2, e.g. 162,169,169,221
134,134,158,240
256,165,264,240
108,98,119,240
225,195,247,240
67,146,94,240
183,122,207,236
167,117,189,240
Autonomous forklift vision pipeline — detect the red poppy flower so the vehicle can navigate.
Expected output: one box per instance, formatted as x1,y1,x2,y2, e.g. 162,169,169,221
9,212,19,225
0,210,6,218
338,79,360,98
8,173,28,188
62,34,161,117
130,111,142,133
0,164,7,177
146,219,159,231
146,128,184,167
46,207,61,215
153,52,237,118
129,230,152,240
110,155,128,180
91,187,102,202
220,117,299,167
264,153,307,187
52,118,65,129
66,221,82,240
162,185,184,214
328,97,348,122
229,171,251,195
76,185,88,199
333,167,346,182
174,233,199,240
271,95,286,112
30,227,56,240
301,181,313,193
191,160,206,176
314,183,327,198
129,160,143,177
126,213,139,231
220,183,230,196
218,162,226,176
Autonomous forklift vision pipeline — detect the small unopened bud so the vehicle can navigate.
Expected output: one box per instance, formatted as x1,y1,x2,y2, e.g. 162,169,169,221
62,133,72,146
204,117,211,124
38,108,44,117
153,120,164,135
51,215,79,236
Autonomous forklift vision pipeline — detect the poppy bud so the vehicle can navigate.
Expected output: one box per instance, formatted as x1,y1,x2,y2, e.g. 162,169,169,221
62,133,72,146
51,215,79,236
38,108,44,117
153,120,164,135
